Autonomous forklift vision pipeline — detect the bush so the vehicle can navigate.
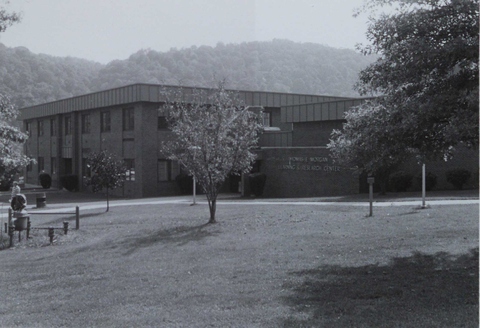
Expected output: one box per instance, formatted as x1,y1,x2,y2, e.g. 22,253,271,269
415,172,437,191
60,174,78,192
249,173,267,197
0,177,13,191
39,172,52,189
446,168,471,190
389,171,413,192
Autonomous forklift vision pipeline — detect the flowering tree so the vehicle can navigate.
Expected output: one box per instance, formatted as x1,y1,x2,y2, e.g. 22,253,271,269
0,4,30,189
161,84,263,223
84,150,126,212
0,94,32,189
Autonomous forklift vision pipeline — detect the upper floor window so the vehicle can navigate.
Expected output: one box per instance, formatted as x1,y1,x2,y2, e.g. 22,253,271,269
38,120,44,137
50,119,57,136
64,116,72,135
82,114,91,134
101,111,111,133
123,108,134,131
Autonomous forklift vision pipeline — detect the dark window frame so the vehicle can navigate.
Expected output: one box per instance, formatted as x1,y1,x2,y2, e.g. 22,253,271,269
123,108,134,131
100,111,111,133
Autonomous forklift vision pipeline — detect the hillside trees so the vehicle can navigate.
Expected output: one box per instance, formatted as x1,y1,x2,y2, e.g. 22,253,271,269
329,0,479,180
161,84,263,223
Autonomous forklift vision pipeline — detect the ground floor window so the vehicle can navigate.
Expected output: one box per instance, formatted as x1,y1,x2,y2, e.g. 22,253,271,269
158,159,179,182
38,157,44,173
124,159,135,181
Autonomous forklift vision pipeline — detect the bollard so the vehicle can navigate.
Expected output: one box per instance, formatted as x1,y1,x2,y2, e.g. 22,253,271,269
48,227,54,244
36,192,46,208
4,222,6,233
26,218,31,239
75,206,79,230
8,225,14,247
63,221,69,235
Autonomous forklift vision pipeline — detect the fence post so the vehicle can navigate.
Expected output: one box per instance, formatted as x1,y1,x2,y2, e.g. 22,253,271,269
48,227,54,244
8,224,14,247
75,206,79,230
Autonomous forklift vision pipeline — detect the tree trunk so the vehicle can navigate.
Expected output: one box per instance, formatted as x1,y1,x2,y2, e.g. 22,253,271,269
208,198,216,224
106,187,110,212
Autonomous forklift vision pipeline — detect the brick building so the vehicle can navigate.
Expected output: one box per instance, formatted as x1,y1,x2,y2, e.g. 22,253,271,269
19,83,478,198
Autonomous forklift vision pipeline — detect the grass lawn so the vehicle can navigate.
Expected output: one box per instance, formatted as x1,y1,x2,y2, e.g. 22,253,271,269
0,201,478,327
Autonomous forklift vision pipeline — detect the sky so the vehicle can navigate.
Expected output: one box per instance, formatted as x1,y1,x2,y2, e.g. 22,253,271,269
0,0,372,64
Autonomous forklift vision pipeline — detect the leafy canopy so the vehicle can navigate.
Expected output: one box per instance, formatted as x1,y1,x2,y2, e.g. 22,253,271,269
85,150,126,193
355,0,479,158
329,0,478,179
161,83,263,223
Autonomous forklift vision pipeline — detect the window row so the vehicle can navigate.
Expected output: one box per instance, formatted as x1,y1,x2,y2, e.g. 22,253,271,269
29,111,174,136
28,157,181,184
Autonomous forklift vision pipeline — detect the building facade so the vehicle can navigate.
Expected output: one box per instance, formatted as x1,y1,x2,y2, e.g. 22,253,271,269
19,83,478,198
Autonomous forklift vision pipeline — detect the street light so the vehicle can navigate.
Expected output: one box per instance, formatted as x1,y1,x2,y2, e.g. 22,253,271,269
188,146,201,206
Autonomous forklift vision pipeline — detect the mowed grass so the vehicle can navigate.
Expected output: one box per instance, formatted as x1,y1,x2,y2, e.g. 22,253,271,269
0,202,478,327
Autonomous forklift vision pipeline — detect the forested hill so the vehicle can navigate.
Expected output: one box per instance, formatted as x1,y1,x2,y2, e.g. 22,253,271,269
0,39,376,108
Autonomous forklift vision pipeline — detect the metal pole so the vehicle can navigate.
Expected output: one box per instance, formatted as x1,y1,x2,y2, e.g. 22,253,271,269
75,206,80,230
192,176,196,205
369,183,373,217
422,163,426,208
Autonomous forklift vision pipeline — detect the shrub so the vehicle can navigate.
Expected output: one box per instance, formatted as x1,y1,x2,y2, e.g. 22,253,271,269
446,168,471,190
389,171,413,192
415,172,437,191
39,172,52,189
60,174,78,192
249,172,267,197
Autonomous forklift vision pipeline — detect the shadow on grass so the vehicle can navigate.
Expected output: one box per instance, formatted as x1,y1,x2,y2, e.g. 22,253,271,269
122,223,218,256
281,248,479,328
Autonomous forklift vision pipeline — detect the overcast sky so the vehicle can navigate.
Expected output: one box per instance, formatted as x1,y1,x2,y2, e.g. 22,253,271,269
0,0,372,64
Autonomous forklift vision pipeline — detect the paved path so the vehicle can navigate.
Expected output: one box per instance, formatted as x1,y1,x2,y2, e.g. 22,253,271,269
0,195,477,220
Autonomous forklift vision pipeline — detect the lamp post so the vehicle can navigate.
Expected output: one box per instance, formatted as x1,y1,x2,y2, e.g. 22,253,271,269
189,146,201,206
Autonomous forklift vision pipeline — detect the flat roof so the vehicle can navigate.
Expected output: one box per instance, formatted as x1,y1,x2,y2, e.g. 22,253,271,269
19,83,353,120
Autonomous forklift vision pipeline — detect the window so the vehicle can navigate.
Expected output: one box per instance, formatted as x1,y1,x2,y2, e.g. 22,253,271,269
51,157,57,175
38,157,44,173
158,116,168,130
50,119,57,136
262,112,271,127
82,158,91,179
158,159,176,182
123,108,134,131
101,111,111,133
27,161,33,172
124,159,135,181
38,120,44,137
25,122,32,135
82,114,91,134
64,116,72,135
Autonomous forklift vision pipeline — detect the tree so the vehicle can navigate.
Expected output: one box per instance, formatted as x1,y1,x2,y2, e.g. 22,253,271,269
328,99,409,194
354,0,478,159
0,92,31,189
0,3,30,189
84,150,126,212
0,1,20,33
329,0,478,190
161,84,263,223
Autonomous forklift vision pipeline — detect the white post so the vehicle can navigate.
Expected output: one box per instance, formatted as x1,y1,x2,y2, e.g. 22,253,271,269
422,163,426,208
192,176,196,205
